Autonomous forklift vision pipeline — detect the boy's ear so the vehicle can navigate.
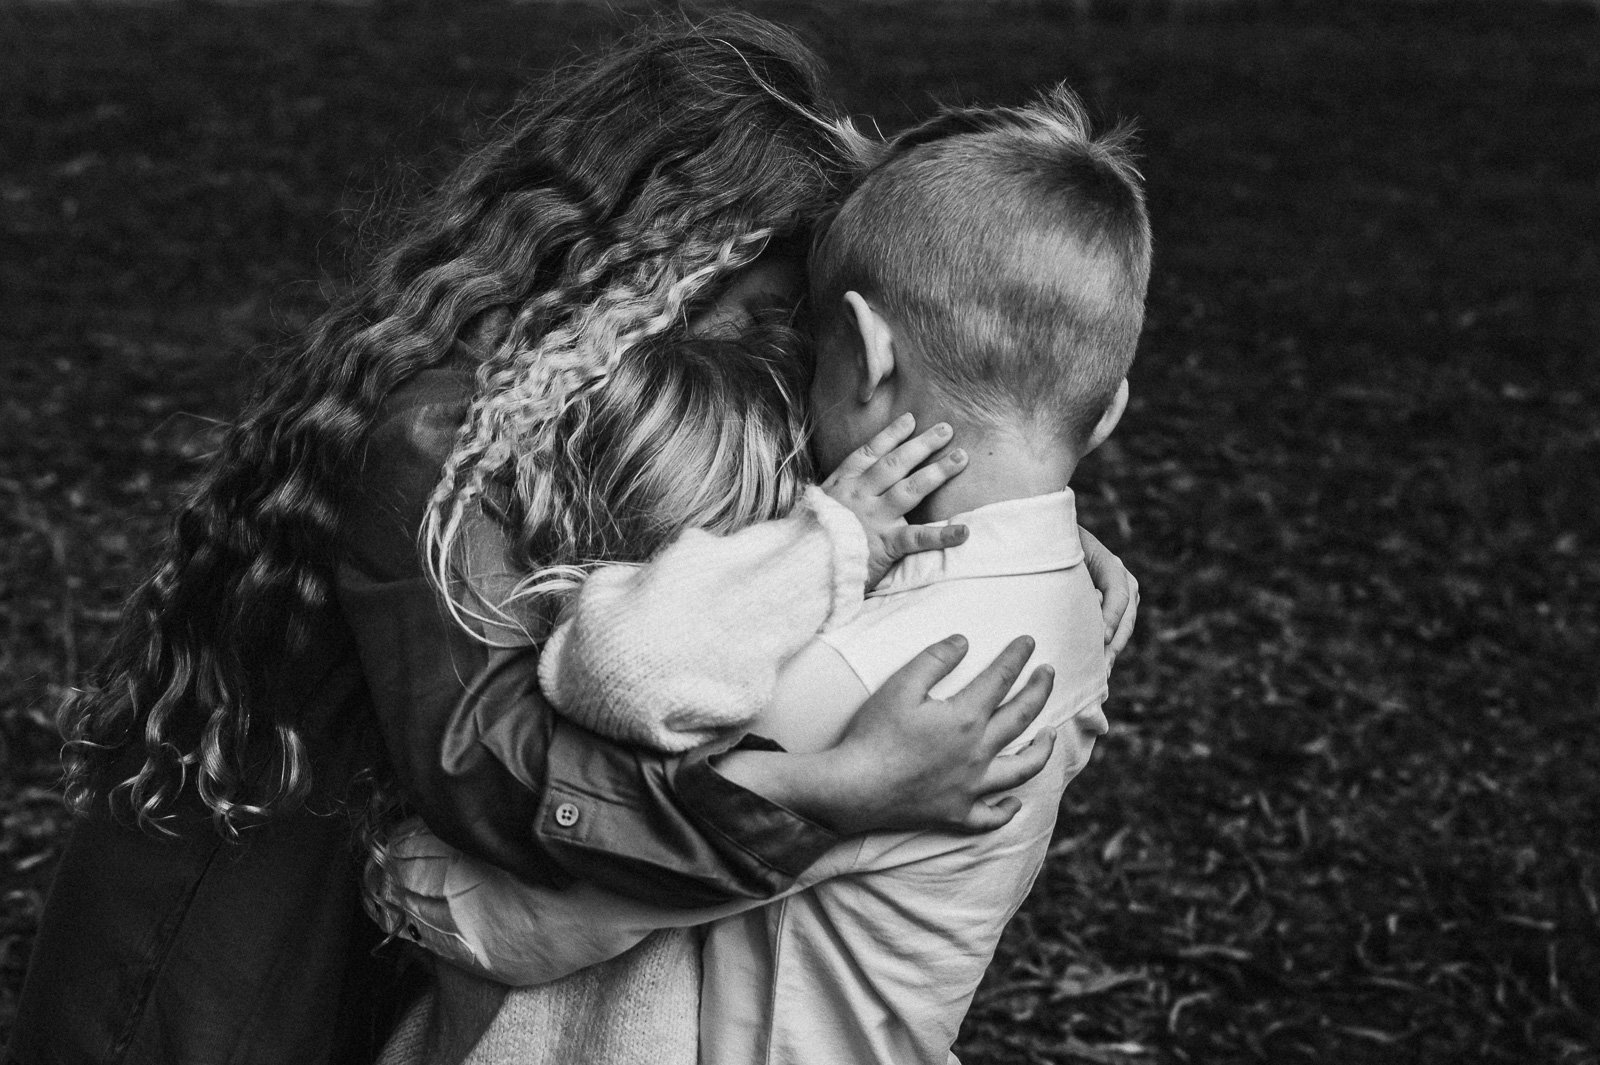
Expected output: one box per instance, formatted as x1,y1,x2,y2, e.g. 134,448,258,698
843,291,896,404
1084,378,1129,455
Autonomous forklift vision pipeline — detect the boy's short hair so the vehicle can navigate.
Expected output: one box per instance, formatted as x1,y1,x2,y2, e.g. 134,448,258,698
810,86,1152,446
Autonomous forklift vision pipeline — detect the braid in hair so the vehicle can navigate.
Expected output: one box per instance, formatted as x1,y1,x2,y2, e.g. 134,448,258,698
423,226,776,635
61,13,872,834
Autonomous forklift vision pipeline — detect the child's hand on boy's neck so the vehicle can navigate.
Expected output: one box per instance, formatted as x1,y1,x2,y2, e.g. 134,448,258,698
903,416,1083,524
809,291,1107,525
898,380,1129,523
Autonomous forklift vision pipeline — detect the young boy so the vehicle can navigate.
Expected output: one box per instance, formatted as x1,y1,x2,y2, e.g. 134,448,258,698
370,86,1151,1064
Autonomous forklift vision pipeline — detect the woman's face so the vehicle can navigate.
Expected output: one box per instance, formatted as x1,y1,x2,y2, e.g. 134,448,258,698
686,255,806,339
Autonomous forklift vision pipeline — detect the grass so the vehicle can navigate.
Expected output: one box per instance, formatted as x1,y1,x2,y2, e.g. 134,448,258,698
2,1,1597,1061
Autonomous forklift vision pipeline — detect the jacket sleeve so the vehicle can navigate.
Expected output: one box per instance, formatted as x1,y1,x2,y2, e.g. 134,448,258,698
538,486,868,752
335,369,840,907
366,815,869,987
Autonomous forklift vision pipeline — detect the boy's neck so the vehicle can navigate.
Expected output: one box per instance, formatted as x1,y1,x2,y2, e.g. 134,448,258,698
909,423,1081,525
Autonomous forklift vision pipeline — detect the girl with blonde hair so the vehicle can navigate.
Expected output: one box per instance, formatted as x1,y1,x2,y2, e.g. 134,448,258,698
11,16,1136,1065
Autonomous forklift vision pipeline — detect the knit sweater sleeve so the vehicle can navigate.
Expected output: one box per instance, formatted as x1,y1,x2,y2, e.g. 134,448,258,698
537,486,869,752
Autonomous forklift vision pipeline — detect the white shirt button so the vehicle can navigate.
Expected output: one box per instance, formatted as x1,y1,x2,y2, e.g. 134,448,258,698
554,802,581,828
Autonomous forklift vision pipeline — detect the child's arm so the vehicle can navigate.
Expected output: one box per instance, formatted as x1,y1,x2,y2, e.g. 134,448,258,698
366,815,867,986
369,632,1058,986
540,416,969,751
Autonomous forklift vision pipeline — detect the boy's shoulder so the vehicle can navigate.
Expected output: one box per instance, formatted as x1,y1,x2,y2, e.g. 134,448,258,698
820,489,1106,703
824,560,1106,712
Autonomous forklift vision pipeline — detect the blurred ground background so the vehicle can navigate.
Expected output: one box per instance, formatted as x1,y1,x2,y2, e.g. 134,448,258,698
1,0,1597,1061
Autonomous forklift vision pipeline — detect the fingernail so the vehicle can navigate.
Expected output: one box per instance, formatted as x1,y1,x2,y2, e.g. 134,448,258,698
949,448,967,463
895,412,914,427
932,422,952,437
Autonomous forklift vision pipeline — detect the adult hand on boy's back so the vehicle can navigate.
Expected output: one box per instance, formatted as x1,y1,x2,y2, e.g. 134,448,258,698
821,412,970,589
1078,526,1139,665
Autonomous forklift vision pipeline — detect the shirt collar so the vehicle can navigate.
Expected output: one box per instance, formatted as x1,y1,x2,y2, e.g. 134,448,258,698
869,489,1084,598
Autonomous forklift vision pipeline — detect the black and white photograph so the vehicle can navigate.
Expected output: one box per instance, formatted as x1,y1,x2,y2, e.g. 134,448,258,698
0,0,1594,1062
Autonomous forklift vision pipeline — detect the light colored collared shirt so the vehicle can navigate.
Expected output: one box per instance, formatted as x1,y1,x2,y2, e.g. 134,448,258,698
699,489,1110,1065
372,490,1110,1065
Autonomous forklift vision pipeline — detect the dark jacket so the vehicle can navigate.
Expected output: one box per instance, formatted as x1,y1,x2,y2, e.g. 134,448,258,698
7,366,837,1065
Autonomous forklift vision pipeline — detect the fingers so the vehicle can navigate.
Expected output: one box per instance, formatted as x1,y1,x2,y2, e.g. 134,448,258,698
882,522,968,564
981,663,1055,753
882,447,967,512
959,717,1057,835
879,633,971,701
1080,523,1140,661
824,412,917,486
1096,566,1129,645
960,795,1022,833
960,724,1057,833
1079,525,1131,645
858,422,955,496
979,728,1056,795
951,635,1036,715
1106,572,1139,662
1078,523,1109,567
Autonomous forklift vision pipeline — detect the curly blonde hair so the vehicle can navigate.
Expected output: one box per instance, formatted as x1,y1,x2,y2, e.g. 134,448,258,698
61,14,871,834
424,231,809,636
442,316,816,641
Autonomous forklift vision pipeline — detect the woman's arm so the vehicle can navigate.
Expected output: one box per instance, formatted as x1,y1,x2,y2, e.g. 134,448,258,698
367,634,1057,986
339,370,1055,906
365,816,854,986
339,371,823,904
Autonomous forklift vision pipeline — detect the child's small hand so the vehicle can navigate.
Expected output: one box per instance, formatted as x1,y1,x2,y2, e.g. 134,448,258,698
821,413,969,589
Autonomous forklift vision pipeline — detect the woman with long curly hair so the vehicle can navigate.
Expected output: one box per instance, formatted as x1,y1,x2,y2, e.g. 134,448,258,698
9,17,1136,1065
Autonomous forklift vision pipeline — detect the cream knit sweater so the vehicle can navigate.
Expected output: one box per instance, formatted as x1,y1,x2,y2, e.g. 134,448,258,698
537,485,869,750
377,487,867,1065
